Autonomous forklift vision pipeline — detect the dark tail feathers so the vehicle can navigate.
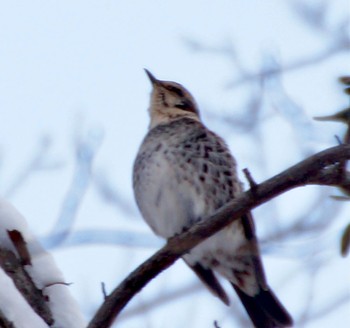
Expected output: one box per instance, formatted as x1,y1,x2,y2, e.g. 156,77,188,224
233,284,293,328
188,262,230,305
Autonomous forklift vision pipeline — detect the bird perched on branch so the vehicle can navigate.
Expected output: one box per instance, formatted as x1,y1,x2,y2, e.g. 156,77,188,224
133,70,293,328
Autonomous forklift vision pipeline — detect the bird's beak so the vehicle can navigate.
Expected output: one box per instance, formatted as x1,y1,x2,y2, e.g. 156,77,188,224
144,69,160,86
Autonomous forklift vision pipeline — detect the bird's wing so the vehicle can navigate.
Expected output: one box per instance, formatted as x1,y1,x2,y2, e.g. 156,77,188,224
239,212,268,289
184,260,230,306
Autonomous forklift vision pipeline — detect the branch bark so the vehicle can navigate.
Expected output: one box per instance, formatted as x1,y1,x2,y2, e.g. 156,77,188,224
88,144,350,328
0,240,54,326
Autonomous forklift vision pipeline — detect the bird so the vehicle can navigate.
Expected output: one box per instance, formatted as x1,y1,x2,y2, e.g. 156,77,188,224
133,69,293,328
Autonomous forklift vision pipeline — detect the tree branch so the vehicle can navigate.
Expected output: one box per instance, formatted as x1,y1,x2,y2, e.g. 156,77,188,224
88,144,350,328
0,247,53,326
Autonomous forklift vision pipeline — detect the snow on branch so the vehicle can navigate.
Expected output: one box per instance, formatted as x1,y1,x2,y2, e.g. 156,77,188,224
0,200,85,328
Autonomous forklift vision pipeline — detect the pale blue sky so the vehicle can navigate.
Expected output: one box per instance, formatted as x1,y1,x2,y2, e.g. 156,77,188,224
0,1,349,327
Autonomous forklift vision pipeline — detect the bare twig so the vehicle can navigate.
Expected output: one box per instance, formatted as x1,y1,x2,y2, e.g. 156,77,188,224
45,129,103,248
101,282,107,300
242,168,258,190
3,135,62,198
40,229,161,250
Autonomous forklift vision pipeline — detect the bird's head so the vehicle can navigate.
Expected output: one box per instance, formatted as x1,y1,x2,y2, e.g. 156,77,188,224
144,69,200,129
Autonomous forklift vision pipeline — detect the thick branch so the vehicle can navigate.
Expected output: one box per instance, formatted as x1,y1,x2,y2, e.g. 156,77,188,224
88,144,350,328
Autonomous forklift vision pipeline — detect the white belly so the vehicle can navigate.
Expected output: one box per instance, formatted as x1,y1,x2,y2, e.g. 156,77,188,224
135,154,206,238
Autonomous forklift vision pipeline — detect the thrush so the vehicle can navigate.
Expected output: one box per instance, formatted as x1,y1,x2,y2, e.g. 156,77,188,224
133,70,293,328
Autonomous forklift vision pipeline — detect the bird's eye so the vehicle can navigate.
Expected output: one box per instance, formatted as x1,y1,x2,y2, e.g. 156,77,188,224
175,103,187,109
175,100,195,112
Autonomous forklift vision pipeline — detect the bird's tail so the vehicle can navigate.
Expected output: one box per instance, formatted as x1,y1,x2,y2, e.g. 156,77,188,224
232,284,293,328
